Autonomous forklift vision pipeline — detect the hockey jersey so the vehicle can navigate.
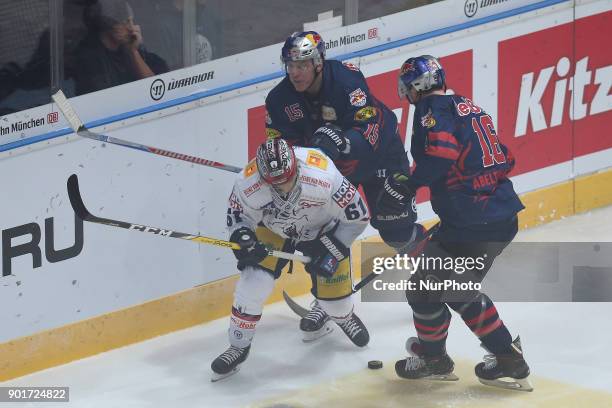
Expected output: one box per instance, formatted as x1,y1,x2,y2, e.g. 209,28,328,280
227,147,370,246
407,94,524,226
264,60,401,184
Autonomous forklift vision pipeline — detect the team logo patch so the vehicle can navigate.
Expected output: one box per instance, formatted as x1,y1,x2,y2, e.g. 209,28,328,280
421,109,436,128
305,33,322,46
321,105,337,121
343,62,360,71
332,178,357,208
265,127,281,139
306,150,328,170
354,106,377,121
349,88,367,107
244,159,258,177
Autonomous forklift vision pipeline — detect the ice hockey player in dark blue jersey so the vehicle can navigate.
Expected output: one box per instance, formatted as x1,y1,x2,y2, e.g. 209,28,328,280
265,31,423,254
377,55,533,391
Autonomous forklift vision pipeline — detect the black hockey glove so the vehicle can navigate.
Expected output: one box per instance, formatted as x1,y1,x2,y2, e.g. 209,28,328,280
299,232,350,278
376,172,417,215
229,227,269,271
310,124,350,161
401,223,429,257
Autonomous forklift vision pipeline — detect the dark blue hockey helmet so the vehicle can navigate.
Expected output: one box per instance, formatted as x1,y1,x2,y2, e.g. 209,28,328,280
397,55,446,103
281,31,326,67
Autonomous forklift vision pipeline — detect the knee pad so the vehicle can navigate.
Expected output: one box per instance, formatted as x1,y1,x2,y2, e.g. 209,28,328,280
233,266,275,315
318,296,354,320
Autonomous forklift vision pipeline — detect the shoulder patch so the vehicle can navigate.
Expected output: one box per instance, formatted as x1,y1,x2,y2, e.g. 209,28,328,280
354,106,377,121
343,62,360,71
420,109,436,128
244,159,258,177
332,178,357,208
306,150,328,170
265,127,281,139
349,88,367,107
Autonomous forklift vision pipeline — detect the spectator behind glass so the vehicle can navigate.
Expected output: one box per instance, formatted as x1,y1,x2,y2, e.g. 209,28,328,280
132,0,221,71
74,0,168,95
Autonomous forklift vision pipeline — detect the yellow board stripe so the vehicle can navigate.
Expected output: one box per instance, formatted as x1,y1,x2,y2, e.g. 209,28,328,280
1,167,611,381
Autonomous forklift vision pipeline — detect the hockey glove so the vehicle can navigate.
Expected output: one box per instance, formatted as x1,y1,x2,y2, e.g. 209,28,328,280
376,172,417,215
229,227,269,270
299,232,350,278
310,124,350,161
400,223,429,257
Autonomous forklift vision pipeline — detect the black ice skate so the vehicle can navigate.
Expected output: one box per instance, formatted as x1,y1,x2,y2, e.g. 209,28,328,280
395,337,459,381
335,312,370,347
475,336,533,392
300,300,333,342
211,345,251,382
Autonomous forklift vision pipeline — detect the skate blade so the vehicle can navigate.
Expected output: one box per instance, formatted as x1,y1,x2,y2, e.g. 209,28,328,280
211,367,240,382
478,376,533,392
426,372,459,381
302,321,334,342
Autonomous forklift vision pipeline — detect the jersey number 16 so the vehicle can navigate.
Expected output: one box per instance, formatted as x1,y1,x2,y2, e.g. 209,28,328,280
472,114,506,168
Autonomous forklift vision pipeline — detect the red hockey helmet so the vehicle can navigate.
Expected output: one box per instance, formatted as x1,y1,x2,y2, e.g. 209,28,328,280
256,138,297,185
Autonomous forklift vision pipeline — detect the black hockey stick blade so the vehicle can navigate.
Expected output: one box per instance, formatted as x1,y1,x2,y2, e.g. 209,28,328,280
67,174,94,221
282,290,309,318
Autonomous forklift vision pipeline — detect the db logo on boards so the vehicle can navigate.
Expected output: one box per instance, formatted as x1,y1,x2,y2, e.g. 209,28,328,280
47,112,59,124
150,78,166,101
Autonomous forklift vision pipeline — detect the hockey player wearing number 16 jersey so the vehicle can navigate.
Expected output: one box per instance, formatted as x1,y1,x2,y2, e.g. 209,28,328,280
377,55,532,391
211,138,370,381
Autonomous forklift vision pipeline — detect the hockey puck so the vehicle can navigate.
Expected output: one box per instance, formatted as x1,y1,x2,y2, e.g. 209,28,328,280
368,360,383,369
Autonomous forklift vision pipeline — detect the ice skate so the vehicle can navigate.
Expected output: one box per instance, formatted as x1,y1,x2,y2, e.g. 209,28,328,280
395,337,459,381
475,336,533,391
300,300,334,342
211,345,250,382
335,311,370,347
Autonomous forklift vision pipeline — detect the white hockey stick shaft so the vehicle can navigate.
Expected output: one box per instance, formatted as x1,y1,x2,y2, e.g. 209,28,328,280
51,90,242,173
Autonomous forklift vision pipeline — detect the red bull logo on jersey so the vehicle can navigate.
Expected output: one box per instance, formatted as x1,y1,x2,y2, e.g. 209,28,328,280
349,88,367,107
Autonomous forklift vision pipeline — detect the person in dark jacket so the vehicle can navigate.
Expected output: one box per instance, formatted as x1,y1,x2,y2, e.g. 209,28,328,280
74,0,167,95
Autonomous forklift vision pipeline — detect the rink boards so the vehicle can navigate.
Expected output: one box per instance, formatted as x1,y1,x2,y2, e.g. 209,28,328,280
0,0,610,380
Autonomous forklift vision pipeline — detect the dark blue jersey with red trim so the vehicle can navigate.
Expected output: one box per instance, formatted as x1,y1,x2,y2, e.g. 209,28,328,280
265,60,402,184
407,94,524,226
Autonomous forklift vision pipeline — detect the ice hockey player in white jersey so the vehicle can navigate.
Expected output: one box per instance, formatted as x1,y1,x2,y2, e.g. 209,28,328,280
211,138,371,381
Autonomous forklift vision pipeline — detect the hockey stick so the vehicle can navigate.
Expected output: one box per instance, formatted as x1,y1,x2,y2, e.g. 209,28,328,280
66,174,310,263
52,90,242,173
283,222,441,317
